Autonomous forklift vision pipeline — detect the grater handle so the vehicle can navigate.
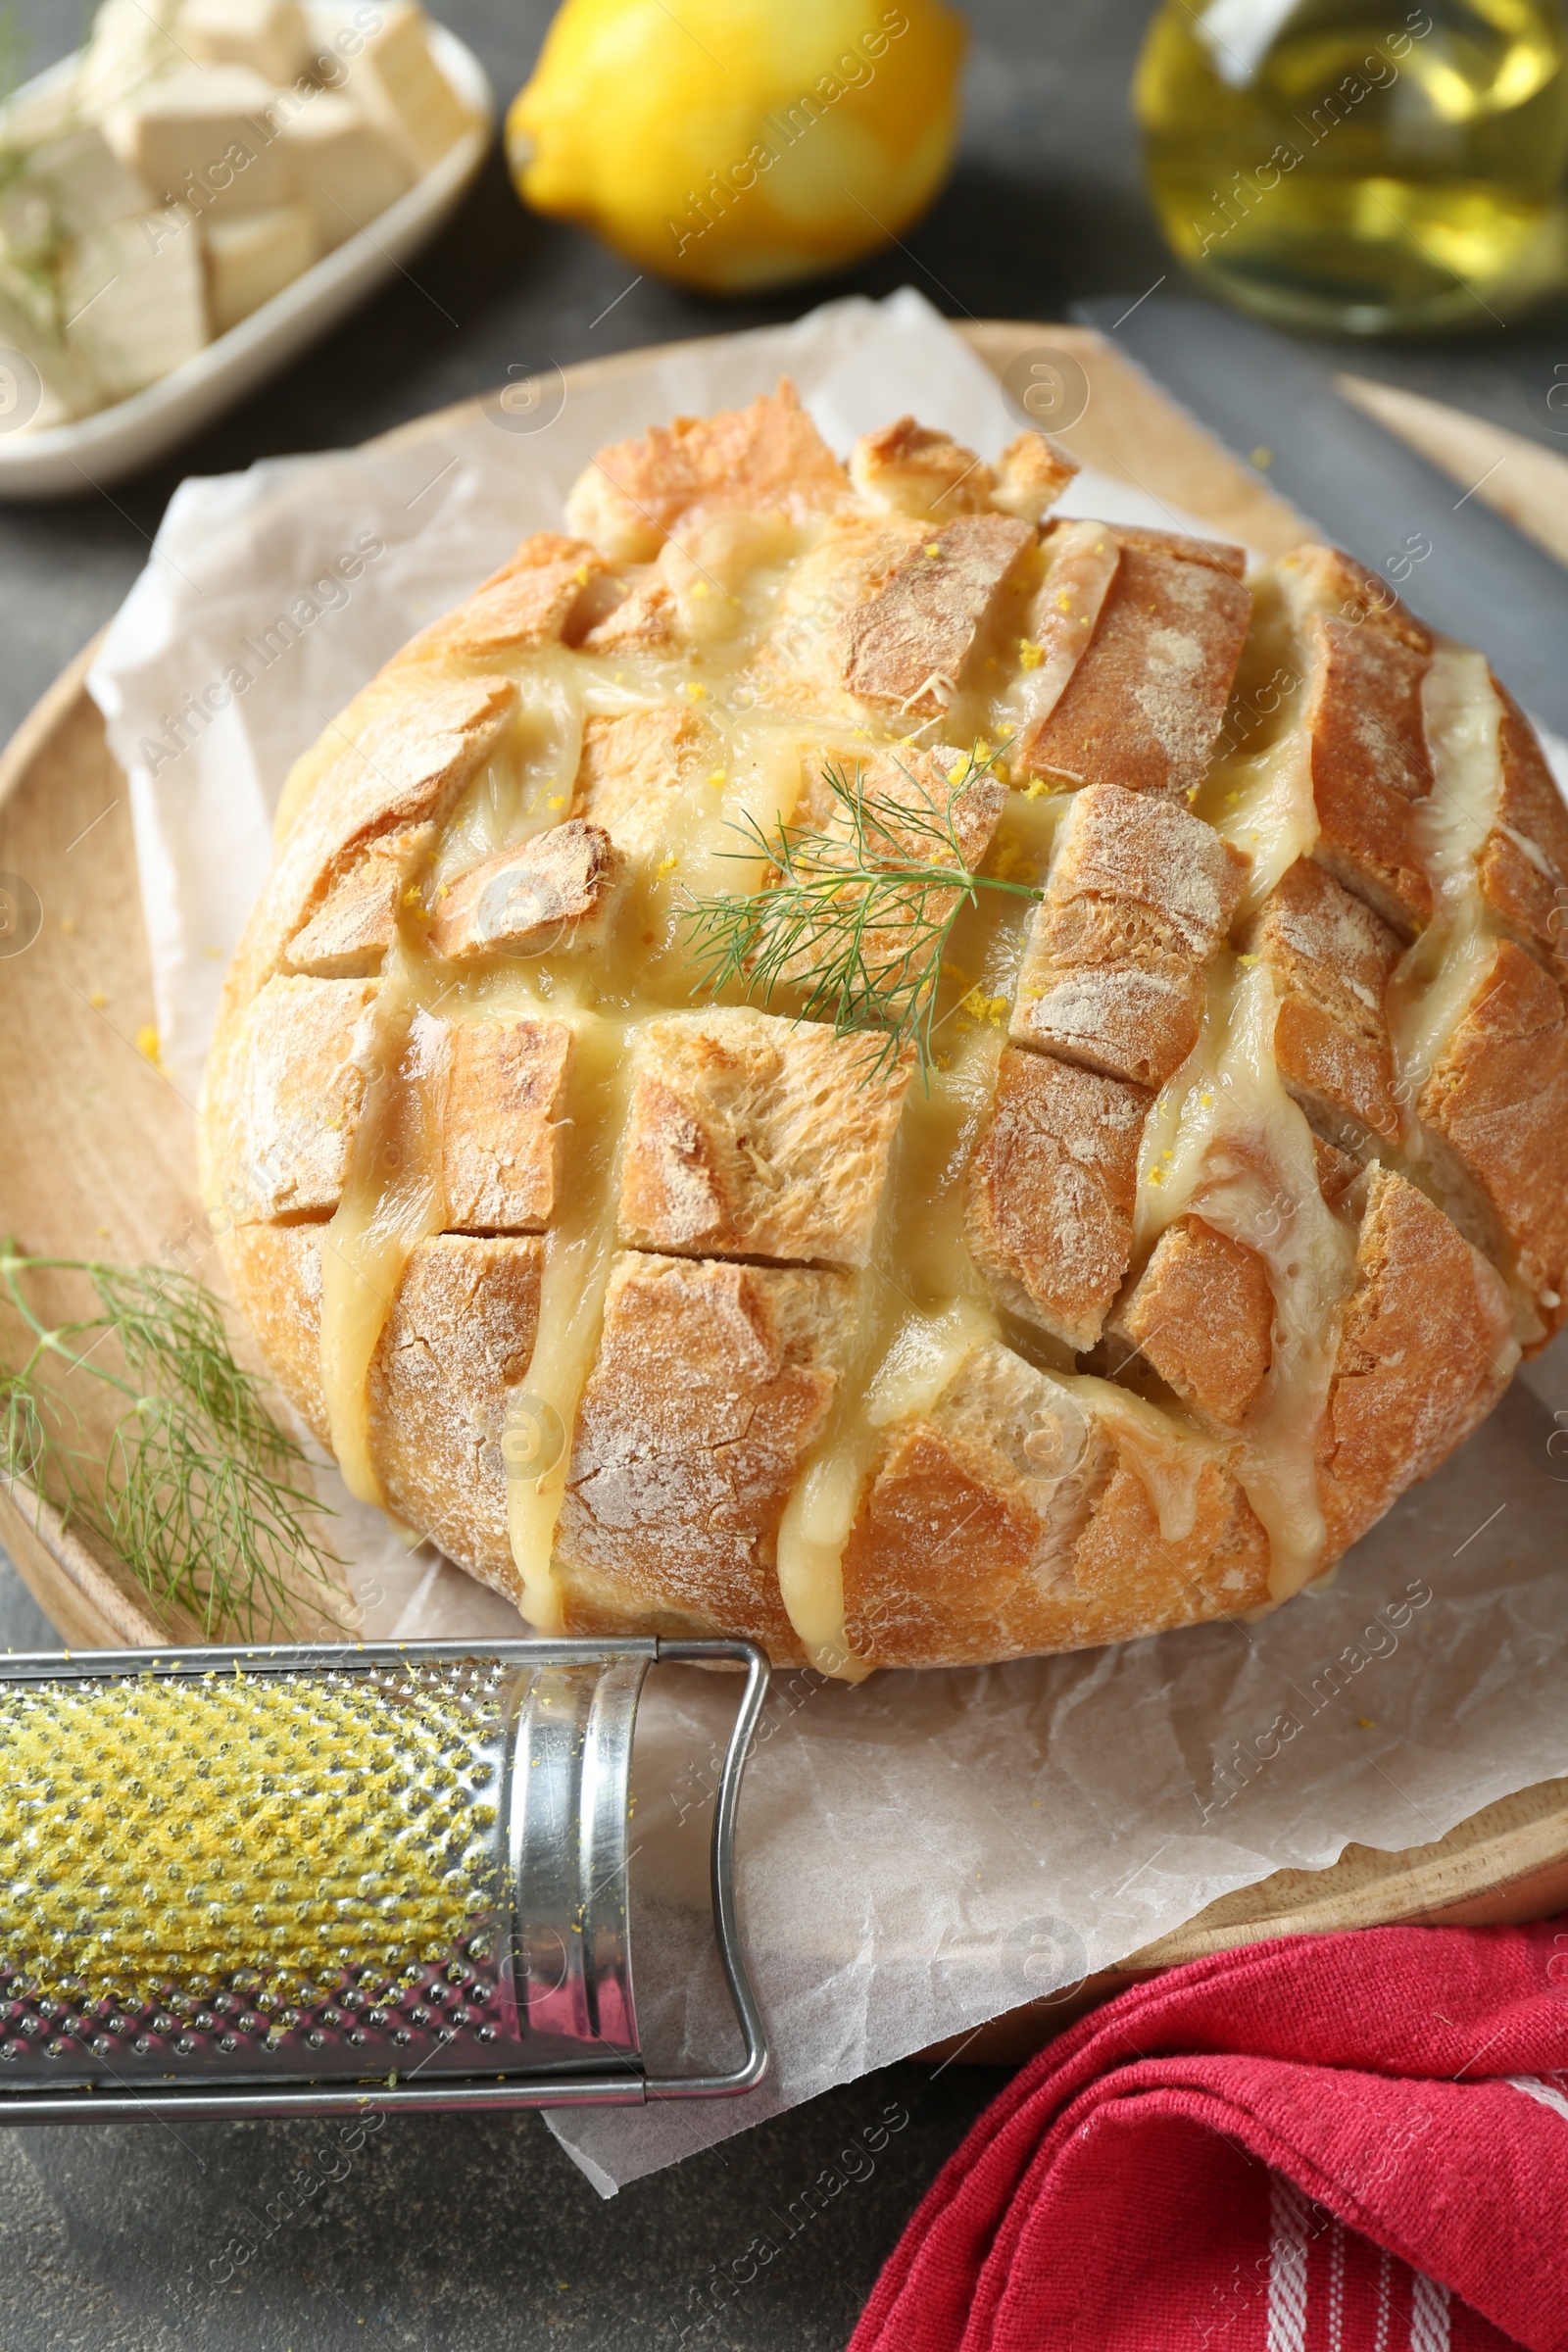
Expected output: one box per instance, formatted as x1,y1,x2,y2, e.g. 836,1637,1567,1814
644,1638,770,2100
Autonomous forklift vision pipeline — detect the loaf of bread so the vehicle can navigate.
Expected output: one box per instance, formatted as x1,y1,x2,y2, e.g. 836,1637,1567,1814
199,385,1568,1673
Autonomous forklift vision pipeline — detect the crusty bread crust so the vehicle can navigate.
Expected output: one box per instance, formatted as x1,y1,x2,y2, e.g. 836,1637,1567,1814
233,674,517,1003
1017,528,1251,798
851,419,1076,523
201,385,1566,1670
220,1224,544,1591
1482,681,1568,986
1281,553,1436,937
1243,857,1402,1153
840,1341,1271,1668
571,706,717,865
555,1252,851,1660
836,513,1035,715
1417,938,1568,1339
755,511,930,712
1111,1214,1274,1429
395,534,611,663
616,1010,910,1269
442,1019,571,1235
1011,781,1248,1085
965,1045,1149,1351
284,825,429,978
1316,1165,1516,1556
206,975,379,1226
427,820,622,961
564,380,852,563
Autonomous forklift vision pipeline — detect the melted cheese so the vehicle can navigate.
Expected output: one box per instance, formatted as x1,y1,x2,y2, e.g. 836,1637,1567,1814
302,520,853,1587
1207,728,1318,920
319,950,450,1506
774,1354,879,1675
1135,955,1357,1599
503,1007,633,1636
1198,566,1318,919
1131,623,1525,1591
772,1032,1005,1678
489,696,849,1630
304,529,1525,1652
771,789,1055,1673
775,1291,998,1680
1385,645,1544,1341
429,667,585,885
1388,644,1503,1149
1058,1372,1218,1544
864,1297,1000,1427
995,520,1120,746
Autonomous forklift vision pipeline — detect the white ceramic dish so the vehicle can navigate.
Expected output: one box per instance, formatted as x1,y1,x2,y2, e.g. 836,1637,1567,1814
0,12,495,500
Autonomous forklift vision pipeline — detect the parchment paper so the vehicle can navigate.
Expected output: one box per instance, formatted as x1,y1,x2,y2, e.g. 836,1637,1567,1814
86,289,1568,2194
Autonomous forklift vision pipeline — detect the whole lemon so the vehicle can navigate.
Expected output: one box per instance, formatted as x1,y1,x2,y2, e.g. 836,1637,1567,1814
506,0,968,295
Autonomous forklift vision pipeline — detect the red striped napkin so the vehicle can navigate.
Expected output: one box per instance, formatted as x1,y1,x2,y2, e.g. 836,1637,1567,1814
853,1917,1568,2352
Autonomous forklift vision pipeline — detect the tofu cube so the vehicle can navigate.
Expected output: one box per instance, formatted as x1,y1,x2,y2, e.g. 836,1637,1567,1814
112,66,292,214
0,174,66,263
0,126,151,257
338,1,470,173
203,200,318,331
178,0,311,87
279,90,412,249
63,208,208,399
0,285,100,430
77,0,187,122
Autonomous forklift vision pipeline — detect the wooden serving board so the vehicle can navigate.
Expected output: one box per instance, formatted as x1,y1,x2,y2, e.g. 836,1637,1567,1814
4,321,1568,1997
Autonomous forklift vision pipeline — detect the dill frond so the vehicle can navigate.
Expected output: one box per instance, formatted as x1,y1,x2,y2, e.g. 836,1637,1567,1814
681,743,1042,1084
0,1247,338,1641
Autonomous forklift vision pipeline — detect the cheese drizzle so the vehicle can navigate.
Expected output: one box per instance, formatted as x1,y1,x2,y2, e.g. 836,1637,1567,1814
306,539,1533,1654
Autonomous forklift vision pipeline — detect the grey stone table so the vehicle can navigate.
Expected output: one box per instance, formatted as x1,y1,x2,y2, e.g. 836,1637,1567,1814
2,0,1567,2341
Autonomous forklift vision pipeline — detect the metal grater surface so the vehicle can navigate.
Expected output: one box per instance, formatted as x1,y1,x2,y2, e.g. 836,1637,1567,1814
0,1649,643,2090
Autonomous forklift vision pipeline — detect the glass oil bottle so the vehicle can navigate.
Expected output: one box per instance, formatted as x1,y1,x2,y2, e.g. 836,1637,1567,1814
1135,0,1568,333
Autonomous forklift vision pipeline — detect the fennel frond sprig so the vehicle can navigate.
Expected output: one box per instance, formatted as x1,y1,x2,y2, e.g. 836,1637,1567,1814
0,1247,337,1642
681,749,1042,1084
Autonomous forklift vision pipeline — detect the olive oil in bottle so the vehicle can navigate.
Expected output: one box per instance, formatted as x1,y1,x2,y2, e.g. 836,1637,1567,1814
1135,0,1568,333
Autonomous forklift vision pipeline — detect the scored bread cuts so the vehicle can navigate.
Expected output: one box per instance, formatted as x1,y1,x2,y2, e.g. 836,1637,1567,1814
198,386,1568,1674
